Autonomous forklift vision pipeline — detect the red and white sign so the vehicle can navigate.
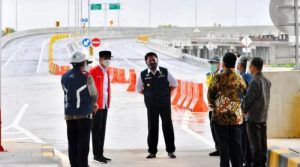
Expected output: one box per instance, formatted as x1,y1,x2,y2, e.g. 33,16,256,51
91,37,101,47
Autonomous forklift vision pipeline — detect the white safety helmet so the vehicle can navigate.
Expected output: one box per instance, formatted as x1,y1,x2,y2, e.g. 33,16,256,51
70,50,87,63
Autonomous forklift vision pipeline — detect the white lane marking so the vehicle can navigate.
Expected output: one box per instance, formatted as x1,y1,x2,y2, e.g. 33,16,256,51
1,40,28,70
3,104,69,165
36,40,48,73
11,104,29,127
180,111,214,148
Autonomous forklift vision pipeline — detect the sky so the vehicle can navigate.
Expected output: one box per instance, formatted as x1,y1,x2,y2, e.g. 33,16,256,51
1,0,273,30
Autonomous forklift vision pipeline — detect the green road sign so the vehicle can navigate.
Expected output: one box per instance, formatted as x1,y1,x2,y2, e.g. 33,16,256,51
91,4,102,10
109,3,120,10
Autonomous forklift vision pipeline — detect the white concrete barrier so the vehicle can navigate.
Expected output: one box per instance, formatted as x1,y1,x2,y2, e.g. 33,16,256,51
265,71,300,138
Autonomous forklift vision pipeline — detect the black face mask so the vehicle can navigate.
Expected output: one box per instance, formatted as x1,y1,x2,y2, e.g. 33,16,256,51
148,62,158,71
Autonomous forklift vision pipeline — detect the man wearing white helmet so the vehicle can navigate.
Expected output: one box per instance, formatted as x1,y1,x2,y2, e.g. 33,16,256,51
61,50,98,167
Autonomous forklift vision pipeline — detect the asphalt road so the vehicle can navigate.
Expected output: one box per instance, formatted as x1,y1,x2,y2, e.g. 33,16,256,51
1,34,218,166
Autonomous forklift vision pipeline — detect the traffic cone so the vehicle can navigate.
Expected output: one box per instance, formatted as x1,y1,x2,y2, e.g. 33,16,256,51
118,68,128,83
111,68,119,83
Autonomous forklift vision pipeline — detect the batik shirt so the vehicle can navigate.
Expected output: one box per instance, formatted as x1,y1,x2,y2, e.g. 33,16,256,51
208,68,247,125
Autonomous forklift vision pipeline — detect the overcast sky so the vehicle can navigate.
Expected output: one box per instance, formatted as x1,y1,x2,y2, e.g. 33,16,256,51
1,0,273,30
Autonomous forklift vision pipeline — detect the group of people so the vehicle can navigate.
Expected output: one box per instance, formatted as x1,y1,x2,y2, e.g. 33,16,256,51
61,49,271,167
206,52,271,167
61,51,177,167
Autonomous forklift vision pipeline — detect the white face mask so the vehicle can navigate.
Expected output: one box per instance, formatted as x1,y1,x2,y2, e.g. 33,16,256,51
102,60,110,67
83,61,90,72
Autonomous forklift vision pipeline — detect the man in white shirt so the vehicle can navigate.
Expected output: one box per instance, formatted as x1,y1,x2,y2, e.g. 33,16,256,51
136,52,177,159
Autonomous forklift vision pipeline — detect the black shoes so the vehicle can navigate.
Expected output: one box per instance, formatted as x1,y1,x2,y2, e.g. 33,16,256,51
93,155,112,164
103,156,112,162
93,156,107,164
209,150,220,156
146,153,156,159
168,152,176,159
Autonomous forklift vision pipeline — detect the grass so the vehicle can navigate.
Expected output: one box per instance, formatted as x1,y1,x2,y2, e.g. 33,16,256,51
270,63,295,68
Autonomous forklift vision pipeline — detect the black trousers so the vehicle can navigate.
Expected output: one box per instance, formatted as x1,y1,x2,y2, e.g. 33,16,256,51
209,111,219,151
242,121,252,167
147,105,175,154
66,118,91,167
214,123,243,167
246,122,267,167
92,108,108,157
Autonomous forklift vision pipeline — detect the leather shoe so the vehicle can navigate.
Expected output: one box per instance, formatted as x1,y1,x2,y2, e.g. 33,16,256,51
93,156,107,164
146,153,156,159
103,156,111,162
168,152,176,159
209,150,219,156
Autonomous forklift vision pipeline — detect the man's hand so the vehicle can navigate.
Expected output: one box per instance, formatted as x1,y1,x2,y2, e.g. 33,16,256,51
92,103,98,113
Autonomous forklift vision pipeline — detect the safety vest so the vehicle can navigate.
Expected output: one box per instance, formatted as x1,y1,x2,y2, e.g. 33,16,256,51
141,67,170,108
61,68,93,116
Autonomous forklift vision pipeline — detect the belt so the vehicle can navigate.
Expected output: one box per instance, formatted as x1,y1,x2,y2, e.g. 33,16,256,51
65,113,92,120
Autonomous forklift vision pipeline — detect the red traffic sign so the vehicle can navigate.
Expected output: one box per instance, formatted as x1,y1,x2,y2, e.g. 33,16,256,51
91,37,101,47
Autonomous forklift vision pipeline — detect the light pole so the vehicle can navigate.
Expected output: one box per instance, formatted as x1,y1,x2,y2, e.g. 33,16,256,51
88,0,90,37
68,0,70,27
234,0,237,27
294,0,299,69
0,0,5,152
195,0,197,27
15,0,18,31
148,0,151,28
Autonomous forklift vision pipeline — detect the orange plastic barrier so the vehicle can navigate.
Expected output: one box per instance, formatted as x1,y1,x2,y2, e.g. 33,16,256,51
188,83,208,112
59,65,70,75
118,68,128,83
182,82,193,109
171,80,181,105
49,63,58,75
176,81,187,108
127,72,136,92
111,68,119,83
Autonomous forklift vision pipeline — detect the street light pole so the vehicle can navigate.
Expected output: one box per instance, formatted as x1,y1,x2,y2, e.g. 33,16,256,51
295,0,299,69
195,0,197,27
148,0,151,28
88,0,90,37
68,0,70,27
15,0,18,31
0,0,5,152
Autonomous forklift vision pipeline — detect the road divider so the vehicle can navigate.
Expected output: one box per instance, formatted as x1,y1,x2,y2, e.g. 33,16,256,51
127,69,137,92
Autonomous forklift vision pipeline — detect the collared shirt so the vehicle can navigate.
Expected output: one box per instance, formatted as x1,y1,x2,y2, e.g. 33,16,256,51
99,65,109,108
208,68,247,125
136,66,177,93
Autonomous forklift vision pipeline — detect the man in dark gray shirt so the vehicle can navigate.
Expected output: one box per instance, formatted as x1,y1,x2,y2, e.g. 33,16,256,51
242,57,271,167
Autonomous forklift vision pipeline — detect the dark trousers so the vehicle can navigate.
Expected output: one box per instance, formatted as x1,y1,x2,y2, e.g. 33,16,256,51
242,121,252,167
246,122,267,167
147,106,175,154
66,118,91,167
214,123,243,167
209,111,219,151
92,108,108,157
